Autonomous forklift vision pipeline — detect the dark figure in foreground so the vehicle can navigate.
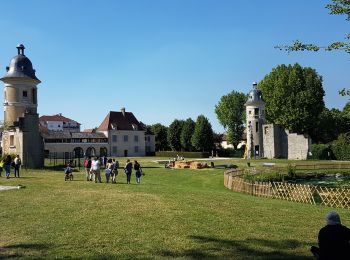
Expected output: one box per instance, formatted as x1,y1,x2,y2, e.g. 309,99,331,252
124,159,132,184
14,154,21,178
311,211,350,259
134,160,142,184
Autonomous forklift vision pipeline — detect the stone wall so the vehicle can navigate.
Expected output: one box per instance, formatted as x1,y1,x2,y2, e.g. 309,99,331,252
287,131,311,160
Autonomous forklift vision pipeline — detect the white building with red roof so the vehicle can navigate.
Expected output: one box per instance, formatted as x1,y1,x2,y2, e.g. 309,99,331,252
39,113,80,132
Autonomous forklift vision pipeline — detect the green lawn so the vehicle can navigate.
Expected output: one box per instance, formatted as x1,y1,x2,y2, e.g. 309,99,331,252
1,158,349,259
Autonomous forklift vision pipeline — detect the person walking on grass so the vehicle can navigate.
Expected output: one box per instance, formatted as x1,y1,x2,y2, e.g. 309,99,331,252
111,159,118,183
4,155,12,179
91,157,102,183
84,156,92,181
105,159,114,183
14,155,21,178
311,211,350,259
134,160,142,184
124,159,132,184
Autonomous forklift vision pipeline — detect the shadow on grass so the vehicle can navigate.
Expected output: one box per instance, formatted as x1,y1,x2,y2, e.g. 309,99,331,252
158,235,312,259
0,243,49,259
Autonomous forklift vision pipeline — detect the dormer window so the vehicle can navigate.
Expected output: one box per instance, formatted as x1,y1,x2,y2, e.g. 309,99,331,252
131,124,138,130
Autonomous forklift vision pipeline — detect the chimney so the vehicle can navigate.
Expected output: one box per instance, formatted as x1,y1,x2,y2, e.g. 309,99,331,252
121,107,126,116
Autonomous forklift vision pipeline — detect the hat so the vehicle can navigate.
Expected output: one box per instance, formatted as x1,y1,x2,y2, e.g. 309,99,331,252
326,211,341,225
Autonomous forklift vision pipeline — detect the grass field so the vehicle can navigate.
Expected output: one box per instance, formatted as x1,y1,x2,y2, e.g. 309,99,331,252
1,157,349,259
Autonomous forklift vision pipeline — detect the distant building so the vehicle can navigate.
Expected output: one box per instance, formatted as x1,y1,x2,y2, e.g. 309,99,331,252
97,107,155,157
244,82,311,160
40,108,155,158
39,114,80,132
220,132,246,149
0,44,44,168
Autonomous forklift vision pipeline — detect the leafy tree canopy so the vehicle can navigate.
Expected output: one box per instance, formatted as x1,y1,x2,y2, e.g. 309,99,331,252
215,91,247,149
276,0,350,96
150,123,169,151
191,115,214,152
167,119,185,151
180,118,196,151
258,63,325,134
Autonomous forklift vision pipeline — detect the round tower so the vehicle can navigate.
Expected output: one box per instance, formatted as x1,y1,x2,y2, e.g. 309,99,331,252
1,44,41,126
245,82,265,159
1,44,44,168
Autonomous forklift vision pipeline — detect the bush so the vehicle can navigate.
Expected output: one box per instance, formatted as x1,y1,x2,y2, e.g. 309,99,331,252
1,153,16,162
155,151,210,158
331,133,350,161
310,144,334,160
217,148,244,158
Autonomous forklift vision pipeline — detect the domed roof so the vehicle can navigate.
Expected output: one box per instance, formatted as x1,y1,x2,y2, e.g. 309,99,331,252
1,44,40,82
245,82,265,106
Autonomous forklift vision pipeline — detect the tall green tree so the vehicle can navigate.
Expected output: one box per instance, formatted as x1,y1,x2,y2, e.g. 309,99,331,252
180,118,195,151
191,115,214,152
167,119,185,151
150,123,169,151
276,0,350,96
215,91,246,149
259,63,325,135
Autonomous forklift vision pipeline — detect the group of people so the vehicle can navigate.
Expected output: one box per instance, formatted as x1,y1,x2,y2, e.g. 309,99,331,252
82,157,143,184
0,154,22,179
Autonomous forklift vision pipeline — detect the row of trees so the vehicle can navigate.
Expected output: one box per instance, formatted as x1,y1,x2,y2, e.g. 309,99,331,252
150,115,215,152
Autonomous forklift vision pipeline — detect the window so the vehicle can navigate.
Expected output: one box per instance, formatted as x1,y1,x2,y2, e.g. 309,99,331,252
134,146,139,153
256,122,259,133
23,91,28,97
248,110,251,115
112,146,117,154
112,135,117,142
10,135,14,147
134,135,138,142
124,135,128,142
264,126,269,135
32,88,37,104
254,108,259,117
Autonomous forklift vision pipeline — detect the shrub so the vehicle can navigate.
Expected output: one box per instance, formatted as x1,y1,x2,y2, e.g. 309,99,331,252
155,151,210,158
310,144,334,160
217,148,244,158
331,133,350,161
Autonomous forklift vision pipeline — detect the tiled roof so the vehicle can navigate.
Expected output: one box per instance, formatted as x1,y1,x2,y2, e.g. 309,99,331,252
97,111,145,131
41,131,106,139
39,114,81,125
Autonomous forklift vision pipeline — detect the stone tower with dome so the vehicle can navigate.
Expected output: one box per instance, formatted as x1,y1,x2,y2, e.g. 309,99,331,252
1,44,44,168
245,82,266,159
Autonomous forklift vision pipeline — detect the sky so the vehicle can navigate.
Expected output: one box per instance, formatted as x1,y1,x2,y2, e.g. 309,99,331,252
0,0,349,133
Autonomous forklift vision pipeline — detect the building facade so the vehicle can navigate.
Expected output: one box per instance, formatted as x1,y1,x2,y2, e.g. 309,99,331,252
39,114,80,132
0,44,44,168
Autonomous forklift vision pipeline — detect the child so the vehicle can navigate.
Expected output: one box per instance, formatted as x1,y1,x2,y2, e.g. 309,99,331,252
64,162,73,181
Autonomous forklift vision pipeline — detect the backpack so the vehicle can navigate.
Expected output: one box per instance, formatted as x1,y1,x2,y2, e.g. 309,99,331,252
84,159,90,168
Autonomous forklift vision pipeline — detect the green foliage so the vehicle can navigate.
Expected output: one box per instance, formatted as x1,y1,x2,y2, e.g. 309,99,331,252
216,148,245,158
331,133,350,160
276,0,350,96
155,151,210,158
343,101,350,114
150,123,169,151
258,63,325,135
310,144,334,160
0,153,16,162
180,118,196,151
167,119,185,151
311,107,350,143
191,115,214,152
215,91,247,148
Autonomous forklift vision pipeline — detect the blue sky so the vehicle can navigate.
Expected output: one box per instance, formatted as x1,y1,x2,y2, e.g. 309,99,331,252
0,0,349,132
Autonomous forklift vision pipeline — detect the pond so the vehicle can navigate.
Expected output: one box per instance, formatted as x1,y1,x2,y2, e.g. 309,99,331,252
287,174,350,188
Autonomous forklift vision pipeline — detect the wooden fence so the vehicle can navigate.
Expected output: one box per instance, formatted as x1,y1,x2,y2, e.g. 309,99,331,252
224,170,350,209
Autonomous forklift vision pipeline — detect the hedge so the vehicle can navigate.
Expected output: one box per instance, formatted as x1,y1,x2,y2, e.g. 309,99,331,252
155,151,210,158
310,144,334,160
331,133,350,161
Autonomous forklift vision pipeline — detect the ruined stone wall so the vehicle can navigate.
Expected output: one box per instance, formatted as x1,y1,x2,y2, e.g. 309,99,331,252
287,132,311,160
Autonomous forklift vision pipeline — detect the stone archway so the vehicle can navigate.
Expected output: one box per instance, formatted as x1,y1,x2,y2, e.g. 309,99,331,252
100,147,108,157
73,147,84,158
86,147,96,157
